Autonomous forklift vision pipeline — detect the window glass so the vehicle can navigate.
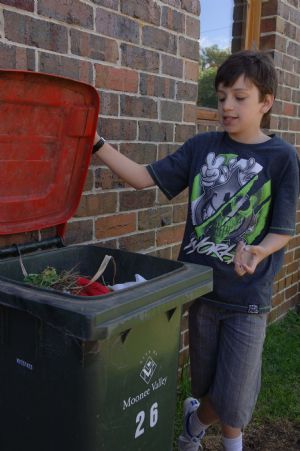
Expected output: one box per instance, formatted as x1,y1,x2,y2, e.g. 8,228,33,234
198,0,234,108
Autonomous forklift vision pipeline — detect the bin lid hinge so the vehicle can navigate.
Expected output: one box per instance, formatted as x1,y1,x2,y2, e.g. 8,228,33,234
0,236,65,259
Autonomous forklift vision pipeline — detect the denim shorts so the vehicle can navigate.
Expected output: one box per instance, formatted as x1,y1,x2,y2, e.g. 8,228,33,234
188,300,267,429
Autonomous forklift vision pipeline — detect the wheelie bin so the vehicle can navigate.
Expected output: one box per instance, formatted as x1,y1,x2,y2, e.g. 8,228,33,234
0,70,213,451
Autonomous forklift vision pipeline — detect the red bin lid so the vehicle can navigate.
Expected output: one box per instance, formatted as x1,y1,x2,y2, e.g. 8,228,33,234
0,70,99,237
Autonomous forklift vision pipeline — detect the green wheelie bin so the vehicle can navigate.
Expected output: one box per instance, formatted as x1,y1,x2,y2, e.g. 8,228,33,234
0,70,212,451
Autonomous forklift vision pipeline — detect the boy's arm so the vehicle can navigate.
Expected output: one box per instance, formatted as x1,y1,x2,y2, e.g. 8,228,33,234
233,233,291,277
93,134,155,190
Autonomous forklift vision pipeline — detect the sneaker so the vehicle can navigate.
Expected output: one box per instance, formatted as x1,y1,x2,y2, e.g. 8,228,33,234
178,397,204,451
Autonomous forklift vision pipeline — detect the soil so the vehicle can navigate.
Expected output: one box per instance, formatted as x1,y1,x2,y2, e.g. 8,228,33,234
202,419,300,450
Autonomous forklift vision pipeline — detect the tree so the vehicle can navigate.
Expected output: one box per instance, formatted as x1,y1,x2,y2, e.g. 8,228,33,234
198,45,230,108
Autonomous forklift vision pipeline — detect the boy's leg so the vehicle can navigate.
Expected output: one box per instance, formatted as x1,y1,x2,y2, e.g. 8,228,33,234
184,301,267,450
178,302,220,450
209,309,267,429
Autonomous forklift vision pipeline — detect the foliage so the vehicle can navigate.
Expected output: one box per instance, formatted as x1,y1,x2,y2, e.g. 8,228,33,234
198,66,218,108
254,310,300,423
198,45,230,108
200,45,230,70
24,266,79,293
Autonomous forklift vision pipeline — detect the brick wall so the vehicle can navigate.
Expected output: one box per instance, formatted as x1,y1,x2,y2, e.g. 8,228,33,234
0,0,200,259
260,0,300,321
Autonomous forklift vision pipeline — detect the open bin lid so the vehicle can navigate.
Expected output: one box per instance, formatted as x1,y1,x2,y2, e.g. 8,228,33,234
0,70,99,237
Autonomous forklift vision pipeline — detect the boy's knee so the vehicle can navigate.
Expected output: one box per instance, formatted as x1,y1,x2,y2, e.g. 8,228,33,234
221,423,242,439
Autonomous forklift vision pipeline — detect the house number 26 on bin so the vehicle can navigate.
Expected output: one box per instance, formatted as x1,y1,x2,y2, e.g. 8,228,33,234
135,402,158,438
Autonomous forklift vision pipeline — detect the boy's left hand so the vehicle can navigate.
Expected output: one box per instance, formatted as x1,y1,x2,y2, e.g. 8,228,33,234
233,242,265,276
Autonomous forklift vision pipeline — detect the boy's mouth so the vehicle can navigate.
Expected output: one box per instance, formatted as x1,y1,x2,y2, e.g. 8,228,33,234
222,116,238,126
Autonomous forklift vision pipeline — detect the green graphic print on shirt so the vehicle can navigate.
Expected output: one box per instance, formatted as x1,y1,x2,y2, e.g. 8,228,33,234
185,152,271,264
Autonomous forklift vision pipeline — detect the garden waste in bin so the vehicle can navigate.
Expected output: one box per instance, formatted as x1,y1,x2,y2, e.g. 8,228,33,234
0,70,213,451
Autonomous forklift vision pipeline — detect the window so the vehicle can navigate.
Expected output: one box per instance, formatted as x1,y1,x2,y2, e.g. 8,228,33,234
197,0,262,121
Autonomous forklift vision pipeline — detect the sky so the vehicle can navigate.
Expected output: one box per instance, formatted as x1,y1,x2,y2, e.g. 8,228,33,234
200,0,234,50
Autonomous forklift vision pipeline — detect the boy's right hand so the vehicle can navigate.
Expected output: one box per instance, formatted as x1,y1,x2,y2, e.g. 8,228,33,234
233,242,261,276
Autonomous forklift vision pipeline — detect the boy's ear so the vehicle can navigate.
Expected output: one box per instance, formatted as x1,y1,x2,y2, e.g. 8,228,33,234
261,94,274,113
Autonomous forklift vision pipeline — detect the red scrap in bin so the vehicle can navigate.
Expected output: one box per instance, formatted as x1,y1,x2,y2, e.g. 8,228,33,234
76,277,111,297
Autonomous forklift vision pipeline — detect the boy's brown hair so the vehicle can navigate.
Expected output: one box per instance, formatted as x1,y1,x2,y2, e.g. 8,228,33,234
215,50,277,123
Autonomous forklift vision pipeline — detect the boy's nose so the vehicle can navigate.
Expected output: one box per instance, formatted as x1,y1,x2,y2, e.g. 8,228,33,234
222,97,234,110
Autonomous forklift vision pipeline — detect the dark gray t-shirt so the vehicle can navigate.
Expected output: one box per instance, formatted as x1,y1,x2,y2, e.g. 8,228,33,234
147,132,299,313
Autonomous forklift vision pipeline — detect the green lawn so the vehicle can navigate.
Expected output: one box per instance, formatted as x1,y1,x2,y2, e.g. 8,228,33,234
173,309,300,448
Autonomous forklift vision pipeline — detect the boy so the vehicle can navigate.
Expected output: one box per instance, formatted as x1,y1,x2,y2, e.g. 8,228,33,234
92,50,299,451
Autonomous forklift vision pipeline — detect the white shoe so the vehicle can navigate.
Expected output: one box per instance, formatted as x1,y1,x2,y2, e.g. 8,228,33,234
178,397,204,451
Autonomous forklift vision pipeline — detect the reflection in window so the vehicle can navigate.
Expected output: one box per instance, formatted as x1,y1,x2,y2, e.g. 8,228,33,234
198,0,248,109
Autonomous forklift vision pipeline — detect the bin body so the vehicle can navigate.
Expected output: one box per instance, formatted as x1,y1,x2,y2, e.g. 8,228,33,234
0,245,212,451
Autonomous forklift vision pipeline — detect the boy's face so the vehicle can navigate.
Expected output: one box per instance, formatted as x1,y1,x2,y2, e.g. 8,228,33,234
216,75,274,143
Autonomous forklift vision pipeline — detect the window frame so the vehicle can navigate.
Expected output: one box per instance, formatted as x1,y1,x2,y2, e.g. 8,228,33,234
197,0,262,122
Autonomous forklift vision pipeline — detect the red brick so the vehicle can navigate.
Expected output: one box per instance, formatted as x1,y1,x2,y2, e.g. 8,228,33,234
161,100,182,122
119,189,156,211
95,168,127,190
179,36,199,61
156,224,185,246
75,192,117,217
121,44,159,73
38,0,93,28
95,9,139,44
138,207,172,230
120,0,161,26
119,231,155,252
186,15,200,39
181,0,200,15
175,124,196,142
142,26,177,54
0,0,33,11
92,0,118,9
149,246,172,259
100,118,137,141
173,204,187,223
120,143,157,164
4,11,68,53
162,54,183,78
176,81,198,101
120,95,158,119
95,213,137,239
260,34,276,51
99,91,119,116
185,61,199,82
95,65,138,93
262,1,279,16
71,30,118,63
139,121,174,142
39,53,93,84
184,104,197,123
286,284,298,300
261,17,277,34
0,43,35,71
160,0,181,8
65,220,93,245
161,6,185,33
140,74,175,99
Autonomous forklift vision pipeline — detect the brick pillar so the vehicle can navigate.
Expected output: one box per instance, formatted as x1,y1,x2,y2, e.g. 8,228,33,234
260,0,300,321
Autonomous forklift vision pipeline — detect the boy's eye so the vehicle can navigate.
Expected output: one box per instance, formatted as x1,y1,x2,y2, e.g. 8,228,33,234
218,98,225,102
236,97,246,101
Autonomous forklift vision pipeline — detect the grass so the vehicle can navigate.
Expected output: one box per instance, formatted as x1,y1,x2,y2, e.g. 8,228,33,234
173,309,300,447
253,309,300,424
